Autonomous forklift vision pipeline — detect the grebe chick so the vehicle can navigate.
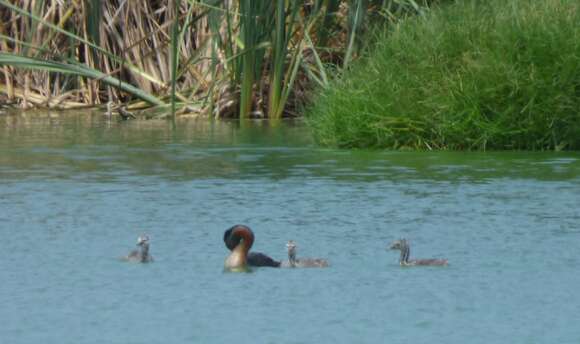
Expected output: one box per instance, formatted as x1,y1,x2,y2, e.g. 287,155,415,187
118,105,136,120
123,235,153,263
388,239,447,266
223,225,280,271
105,102,136,120
280,240,329,268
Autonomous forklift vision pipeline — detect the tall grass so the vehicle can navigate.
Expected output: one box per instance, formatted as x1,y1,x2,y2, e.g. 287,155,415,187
0,0,431,117
307,0,580,150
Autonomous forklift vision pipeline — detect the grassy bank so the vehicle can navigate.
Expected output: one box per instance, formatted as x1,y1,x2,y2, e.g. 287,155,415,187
306,0,580,150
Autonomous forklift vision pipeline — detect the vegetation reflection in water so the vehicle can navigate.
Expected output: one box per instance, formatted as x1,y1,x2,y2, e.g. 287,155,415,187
2,111,580,183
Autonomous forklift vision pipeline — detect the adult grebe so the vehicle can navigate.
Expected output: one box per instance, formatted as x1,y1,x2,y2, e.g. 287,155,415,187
280,240,329,268
223,225,280,271
388,239,447,266
123,235,153,263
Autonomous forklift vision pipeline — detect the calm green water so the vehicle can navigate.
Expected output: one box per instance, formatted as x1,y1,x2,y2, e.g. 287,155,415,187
1,112,580,344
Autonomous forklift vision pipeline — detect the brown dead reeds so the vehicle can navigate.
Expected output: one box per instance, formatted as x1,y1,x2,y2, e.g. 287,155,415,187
0,0,433,118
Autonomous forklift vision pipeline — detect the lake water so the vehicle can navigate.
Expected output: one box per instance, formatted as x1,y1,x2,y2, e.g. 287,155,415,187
1,112,579,344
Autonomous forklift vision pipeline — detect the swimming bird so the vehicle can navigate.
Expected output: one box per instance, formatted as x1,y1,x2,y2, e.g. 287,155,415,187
123,235,153,263
280,240,329,268
105,101,136,120
388,238,447,266
223,225,280,271
117,105,137,120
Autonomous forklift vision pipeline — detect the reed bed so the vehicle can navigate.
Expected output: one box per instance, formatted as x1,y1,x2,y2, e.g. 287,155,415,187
306,0,580,150
0,0,433,118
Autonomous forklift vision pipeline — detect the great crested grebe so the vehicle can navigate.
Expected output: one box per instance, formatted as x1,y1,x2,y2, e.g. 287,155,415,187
223,225,280,271
280,240,329,268
388,239,447,266
123,235,153,263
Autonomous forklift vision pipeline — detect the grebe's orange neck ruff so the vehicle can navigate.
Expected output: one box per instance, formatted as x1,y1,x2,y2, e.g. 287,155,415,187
224,225,254,272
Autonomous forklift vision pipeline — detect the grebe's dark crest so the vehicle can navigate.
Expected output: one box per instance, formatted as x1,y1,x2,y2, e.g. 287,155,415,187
223,225,280,271
281,240,329,268
123,235,153,263
388,239,447,266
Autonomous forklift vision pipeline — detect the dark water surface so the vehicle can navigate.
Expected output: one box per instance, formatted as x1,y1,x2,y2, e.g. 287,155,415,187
1,112,579,344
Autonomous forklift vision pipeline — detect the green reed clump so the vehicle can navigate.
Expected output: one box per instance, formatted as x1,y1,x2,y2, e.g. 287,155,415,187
306,0,580,150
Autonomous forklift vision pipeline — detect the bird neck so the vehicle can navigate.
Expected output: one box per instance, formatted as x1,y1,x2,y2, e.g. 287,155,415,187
140,244,149,262
288,248,297,267
224,240,250,271
399,244,410,265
